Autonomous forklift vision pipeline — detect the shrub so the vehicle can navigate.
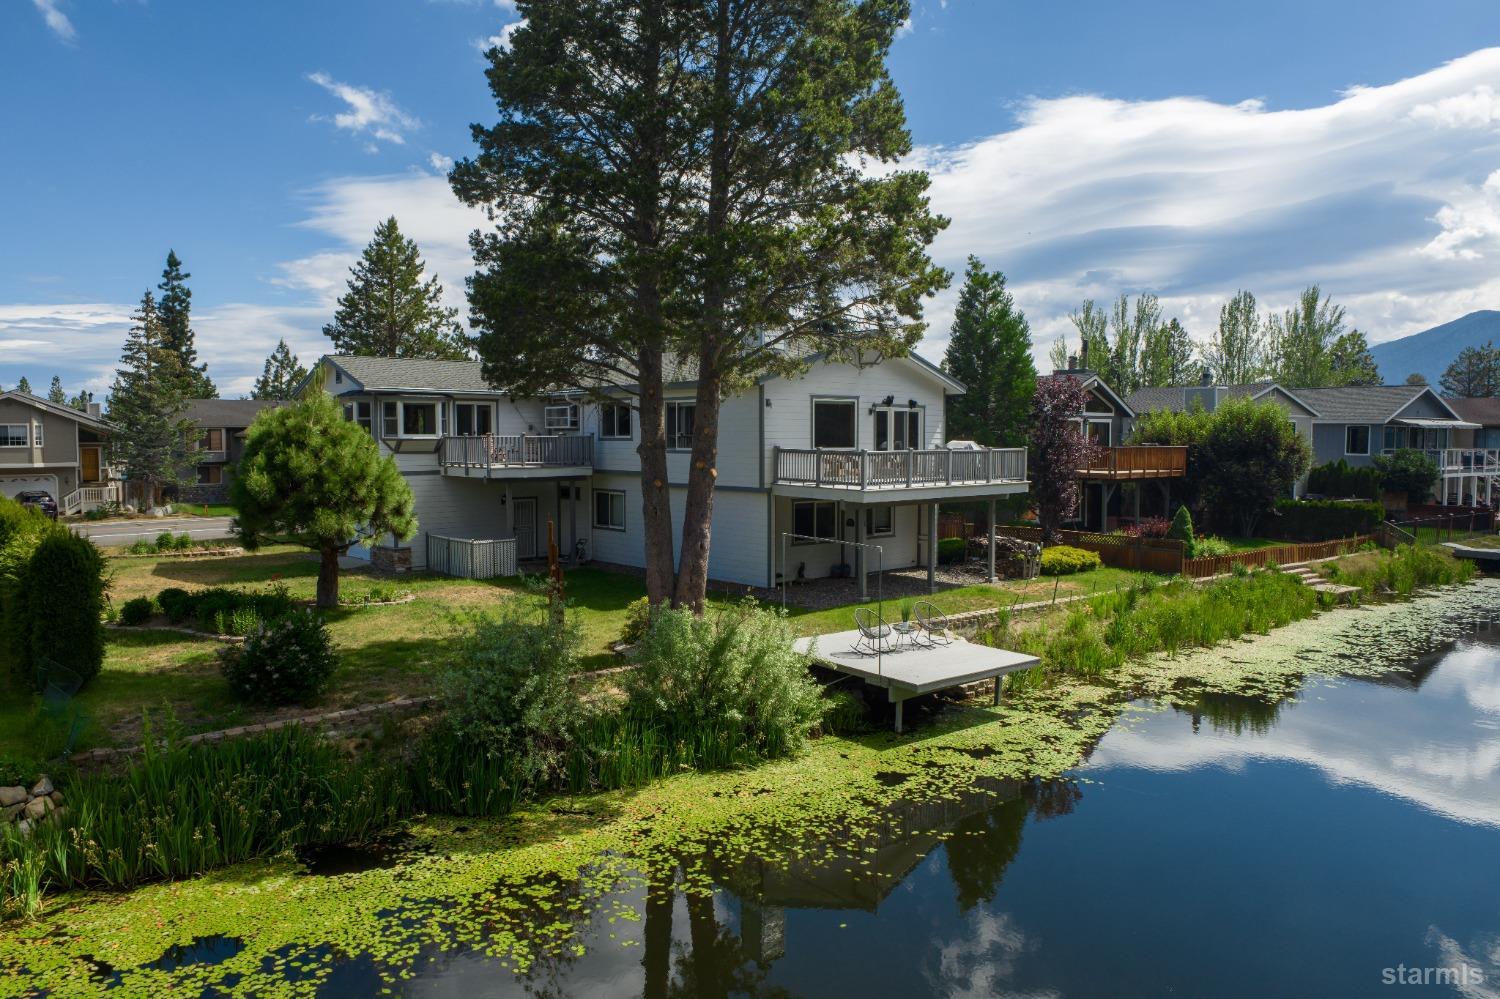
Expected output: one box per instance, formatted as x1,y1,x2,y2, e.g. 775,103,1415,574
1373,448,1440,499
173,532,195,552
1307,458,1382,500
626,602,824,759
937,537,968,564
219,610,339,706
1191,536,1234,558
155,531,175,552
438,600,583,787
16,530,106,689
1269,498,1384,542
1039,545,1101,575
619,596,653,646
118,597,157,626
128,539,152,555
157,587,194,623
1167,506,1195,554
214,607,263,637
1122,517,1171,539
0,497,53,685
184,583,296,633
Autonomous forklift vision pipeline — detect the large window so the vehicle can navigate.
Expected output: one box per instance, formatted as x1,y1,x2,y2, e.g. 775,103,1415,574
792,500,836,543
401,402,439,436
382,402,398,437
197,464,223,486
601,402,632,440
874,407,921,450
200,428,225,452
344,401,373,433
593,489,626,531
454,402,493,437
667,401,696,450
1345,425,1370,456
0,425,27,447
865,505,893,537
1084,419,1112,446
812,399,857,449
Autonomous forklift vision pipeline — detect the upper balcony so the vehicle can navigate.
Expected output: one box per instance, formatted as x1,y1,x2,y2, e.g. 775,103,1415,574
1399,448,1500,475
440,434,594,479
1077,445,1187,480
772,446,1028,501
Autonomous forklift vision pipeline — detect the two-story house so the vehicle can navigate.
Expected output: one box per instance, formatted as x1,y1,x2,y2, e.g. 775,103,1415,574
0,391,119,515
177,399,285,504
305,351,1031,593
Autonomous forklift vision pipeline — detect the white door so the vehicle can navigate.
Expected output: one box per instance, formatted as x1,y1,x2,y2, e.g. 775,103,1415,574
513,497,537,559
0,474,59,500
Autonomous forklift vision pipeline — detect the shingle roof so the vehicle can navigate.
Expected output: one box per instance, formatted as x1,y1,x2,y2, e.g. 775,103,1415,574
0,391,112,430
1124,382,1283,415
327,356,500,393
1444,397,1500,426
183,399,284,428
1295,385,1437,423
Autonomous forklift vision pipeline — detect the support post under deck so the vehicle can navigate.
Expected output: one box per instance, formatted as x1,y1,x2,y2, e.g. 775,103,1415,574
927,501,938,594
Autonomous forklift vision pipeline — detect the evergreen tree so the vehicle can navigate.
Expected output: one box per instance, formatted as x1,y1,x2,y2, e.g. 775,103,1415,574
107,292,199,508
942,257,1036,447
1328,329,1380,386
1140,317,1196,386
232,390,416,608
1204,290,1263,384
158,250,217,398
251,339,309,400
1439,342,1500,397
69,389,94,412
14,377,31,396
323,217,469,360
46,376,66,405
1405,372,1428,386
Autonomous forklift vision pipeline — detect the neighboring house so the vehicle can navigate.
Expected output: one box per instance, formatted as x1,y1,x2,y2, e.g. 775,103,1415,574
1042,367,1186,530
0,391,119,515
303,351,1031,592
177,399,285,504
1446,397,1500,450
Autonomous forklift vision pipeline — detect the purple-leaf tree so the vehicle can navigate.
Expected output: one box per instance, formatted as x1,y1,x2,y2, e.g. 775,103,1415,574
1029,375,1096,541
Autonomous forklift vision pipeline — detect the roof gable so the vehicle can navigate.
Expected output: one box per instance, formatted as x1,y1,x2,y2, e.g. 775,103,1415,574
0,391,111,431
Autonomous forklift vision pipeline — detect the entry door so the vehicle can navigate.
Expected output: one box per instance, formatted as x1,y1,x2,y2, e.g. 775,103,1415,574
81,446,101,483
512,497,538,559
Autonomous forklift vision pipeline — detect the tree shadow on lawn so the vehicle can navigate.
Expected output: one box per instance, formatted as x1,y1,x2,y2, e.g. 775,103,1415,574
122,551,321,593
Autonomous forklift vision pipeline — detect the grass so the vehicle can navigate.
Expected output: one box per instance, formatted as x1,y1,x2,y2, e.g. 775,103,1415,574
1215,536,1284,552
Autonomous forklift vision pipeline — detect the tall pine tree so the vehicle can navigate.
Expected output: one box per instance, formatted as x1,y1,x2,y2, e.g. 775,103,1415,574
252,339,309,400
323,217,469,359
158,250,217,398
15,377,31,395
107,292,200,508
942,257,1036,447
47,376,66,404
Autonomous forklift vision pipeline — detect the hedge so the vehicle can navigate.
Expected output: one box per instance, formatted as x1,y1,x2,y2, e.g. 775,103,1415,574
937,537,967,564
1307,459,1382,501
1269,498,1384,542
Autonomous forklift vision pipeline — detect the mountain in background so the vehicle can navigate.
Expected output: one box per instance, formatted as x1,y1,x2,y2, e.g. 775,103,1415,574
1370,310,1500,387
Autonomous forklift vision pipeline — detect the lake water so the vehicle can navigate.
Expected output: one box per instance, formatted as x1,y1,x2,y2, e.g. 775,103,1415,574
299,597,1500,997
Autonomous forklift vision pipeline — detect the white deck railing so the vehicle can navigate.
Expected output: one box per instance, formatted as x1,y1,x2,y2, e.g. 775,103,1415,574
440,434,594,470
1388,448,1500,474
60,483,121,517
773,446,1027,489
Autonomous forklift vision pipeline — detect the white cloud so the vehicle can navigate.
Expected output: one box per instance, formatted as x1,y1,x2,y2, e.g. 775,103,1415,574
428,151,455,173
31,0,76,43
306,72,420,147
896,16,914,38
474,19,523,53
1412,85,1500,130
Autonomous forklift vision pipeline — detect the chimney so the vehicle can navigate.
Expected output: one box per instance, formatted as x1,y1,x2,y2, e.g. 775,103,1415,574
1067,354,1078,371
1080,340,1090,370
87,401,103,419
1199,366,1213,387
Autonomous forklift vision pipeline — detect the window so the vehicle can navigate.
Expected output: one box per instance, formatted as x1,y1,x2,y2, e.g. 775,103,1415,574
200,429,225,452
601,402,632,439
197,464,223,486
874,407,921,450
545,403,580,431
667,401,696,450
344,401,373,432
401,402,438,436
31,421,41,448
1085,420,1112,446
0,425,27,447
455,402,492,437
1345,425,1370,456
865,505,893,537
792,500,836,543
382,402,398,437
593,489,626,530
812,399,857,449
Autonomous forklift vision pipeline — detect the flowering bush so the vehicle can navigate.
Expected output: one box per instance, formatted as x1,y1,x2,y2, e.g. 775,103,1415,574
219,610,338,705
1121,517,1171,539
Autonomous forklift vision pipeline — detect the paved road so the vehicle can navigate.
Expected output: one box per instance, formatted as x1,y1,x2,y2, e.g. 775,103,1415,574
75,516,237,546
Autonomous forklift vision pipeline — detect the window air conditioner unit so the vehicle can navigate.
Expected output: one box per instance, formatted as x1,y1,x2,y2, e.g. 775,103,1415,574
544,404,578,431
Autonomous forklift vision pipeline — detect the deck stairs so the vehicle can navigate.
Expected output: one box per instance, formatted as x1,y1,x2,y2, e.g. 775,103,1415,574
1281,562,1360,602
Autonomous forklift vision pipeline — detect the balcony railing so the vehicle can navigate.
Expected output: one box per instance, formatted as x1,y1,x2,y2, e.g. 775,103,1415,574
773,446,1027,490
441,434,594,471
1414,448,1500,474
1077,445,1188,479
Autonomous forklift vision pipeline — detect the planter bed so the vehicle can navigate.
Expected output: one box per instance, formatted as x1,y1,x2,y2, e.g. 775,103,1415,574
114,546,244,560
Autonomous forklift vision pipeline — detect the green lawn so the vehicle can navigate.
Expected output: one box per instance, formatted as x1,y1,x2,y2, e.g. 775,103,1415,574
0,549,1162,764
1214,537,1285,552
174,503,238,518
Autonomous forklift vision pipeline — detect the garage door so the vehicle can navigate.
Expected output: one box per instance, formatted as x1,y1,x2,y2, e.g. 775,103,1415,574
0,474,59,500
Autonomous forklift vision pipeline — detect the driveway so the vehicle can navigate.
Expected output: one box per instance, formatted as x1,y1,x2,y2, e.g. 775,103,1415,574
76,516,237,546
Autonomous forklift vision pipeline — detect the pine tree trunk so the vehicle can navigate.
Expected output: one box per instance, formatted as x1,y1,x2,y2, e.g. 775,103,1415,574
636,347,676,605
674,371,720,612
316,546,340,609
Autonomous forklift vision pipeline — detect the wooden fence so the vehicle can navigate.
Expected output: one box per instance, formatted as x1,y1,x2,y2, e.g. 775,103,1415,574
994,526,1375,578
426,533,517,579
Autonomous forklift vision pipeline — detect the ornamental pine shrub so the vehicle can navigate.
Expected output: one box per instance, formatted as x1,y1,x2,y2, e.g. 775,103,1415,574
219,610,339,705
1167,506,1195,554
157,587,194,623
1039,545,1102,575
19,530,106,688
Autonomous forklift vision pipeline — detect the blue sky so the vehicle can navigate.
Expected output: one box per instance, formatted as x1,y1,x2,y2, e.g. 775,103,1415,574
5,1,1500,397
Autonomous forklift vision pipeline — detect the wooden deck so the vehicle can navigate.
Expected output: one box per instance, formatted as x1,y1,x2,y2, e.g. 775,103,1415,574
792,630,1040,732
1076,445,1187,480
